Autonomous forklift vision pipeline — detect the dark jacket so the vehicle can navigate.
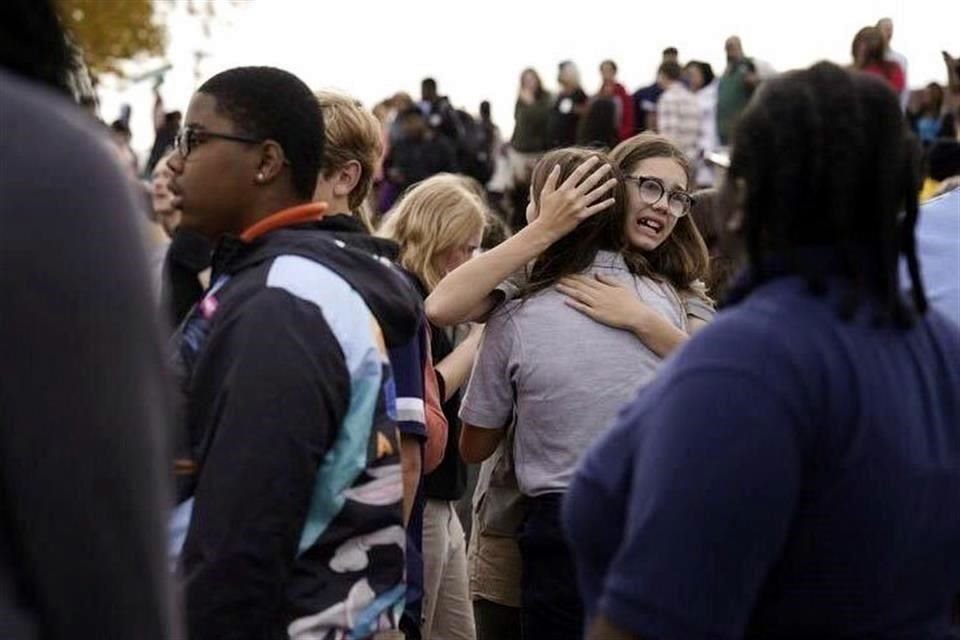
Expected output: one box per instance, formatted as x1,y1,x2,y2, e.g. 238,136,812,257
163,227,212,328
512,92,554,153
386,134,458,192
172,221,421,639
306,226,466,503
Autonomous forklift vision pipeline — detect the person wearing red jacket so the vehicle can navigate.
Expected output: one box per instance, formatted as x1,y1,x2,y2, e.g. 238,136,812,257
598,60,636,141
852,26,906,94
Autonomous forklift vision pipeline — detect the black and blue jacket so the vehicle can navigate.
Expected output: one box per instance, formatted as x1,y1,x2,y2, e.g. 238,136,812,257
170,213,422,639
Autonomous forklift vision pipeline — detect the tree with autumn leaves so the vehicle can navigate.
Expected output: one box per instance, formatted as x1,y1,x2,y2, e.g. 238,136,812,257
58,0,167,77
58,0,241,80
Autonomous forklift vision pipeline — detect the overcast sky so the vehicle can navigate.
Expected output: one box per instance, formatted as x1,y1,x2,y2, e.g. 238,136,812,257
98,0,960,155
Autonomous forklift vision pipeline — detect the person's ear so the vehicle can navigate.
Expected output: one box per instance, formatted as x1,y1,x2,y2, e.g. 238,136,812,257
332,160,362,199
254,140,286,184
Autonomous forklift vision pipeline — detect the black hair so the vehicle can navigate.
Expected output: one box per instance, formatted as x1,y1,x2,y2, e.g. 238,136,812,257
663,47,679,57
198,66,324,200
601,60,618,73
728,61,926,327
658,61,684,82
422,77,437,92
0,0,79,95
480,101,491,119
923,82,945,117
928,140,960,182
686,60,716,86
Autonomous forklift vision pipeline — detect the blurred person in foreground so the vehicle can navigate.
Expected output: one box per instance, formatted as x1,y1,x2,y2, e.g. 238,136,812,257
565,61,960,640
0,0,179,638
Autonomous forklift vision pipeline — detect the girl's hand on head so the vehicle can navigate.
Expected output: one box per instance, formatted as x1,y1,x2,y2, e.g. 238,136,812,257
532,157,617,243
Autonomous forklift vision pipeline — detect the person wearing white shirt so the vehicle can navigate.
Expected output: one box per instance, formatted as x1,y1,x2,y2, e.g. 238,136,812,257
685,60,720,186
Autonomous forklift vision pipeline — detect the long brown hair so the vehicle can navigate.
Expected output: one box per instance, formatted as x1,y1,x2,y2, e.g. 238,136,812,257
519,148,627,297
610,133,710,290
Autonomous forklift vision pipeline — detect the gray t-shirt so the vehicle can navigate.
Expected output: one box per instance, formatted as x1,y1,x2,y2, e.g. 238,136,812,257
460,251,689,497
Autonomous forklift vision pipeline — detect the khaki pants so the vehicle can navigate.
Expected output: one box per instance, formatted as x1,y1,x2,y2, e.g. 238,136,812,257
421,500,476,640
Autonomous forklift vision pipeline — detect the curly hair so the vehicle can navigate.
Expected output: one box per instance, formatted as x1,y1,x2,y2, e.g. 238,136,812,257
199,67,324,200
727,61,926,327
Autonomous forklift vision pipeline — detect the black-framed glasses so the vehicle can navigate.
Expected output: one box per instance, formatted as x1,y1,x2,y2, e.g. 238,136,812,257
174,126,264,158
624,175,693,218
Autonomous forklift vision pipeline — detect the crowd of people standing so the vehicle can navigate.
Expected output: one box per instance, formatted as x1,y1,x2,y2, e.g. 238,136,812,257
3,1,960,639
363,19,958,236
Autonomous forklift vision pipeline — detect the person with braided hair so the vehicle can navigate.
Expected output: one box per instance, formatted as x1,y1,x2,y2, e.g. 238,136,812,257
564,61,960,640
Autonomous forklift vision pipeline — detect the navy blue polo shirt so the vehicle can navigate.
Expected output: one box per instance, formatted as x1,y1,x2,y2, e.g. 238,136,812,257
564,274,960,639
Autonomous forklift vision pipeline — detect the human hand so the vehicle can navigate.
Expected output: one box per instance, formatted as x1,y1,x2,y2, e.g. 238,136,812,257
531,156,617,242
556,273,651,333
